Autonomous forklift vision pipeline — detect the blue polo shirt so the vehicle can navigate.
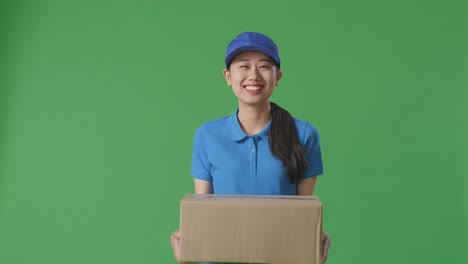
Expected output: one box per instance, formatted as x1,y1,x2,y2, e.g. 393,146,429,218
191,109,323,195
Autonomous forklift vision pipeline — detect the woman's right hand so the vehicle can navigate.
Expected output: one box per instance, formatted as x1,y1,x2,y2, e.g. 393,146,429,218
170,230,186,263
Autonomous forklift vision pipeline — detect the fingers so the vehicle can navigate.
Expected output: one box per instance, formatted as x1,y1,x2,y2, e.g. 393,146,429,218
172,230,181,240
170,230,182,262
321,231,331,263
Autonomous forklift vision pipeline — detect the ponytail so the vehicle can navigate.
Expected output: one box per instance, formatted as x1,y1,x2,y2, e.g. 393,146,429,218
269,102,309,183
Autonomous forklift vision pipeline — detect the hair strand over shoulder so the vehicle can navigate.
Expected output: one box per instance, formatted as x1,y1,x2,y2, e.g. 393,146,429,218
269,102,309,183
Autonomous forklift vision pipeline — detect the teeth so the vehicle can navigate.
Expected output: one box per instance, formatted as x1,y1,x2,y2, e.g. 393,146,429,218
245,86,261,91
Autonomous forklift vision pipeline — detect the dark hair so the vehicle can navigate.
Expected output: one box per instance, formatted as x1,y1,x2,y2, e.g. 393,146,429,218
269,102,309,183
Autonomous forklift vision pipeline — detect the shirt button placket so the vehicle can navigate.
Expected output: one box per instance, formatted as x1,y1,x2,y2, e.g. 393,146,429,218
250,137,257,180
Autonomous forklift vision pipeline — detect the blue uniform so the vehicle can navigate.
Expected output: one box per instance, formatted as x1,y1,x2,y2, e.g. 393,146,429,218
191,109,323,194
190,109,324,264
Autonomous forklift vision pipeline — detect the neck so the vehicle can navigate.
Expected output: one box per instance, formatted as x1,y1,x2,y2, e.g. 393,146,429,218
237,101,271,136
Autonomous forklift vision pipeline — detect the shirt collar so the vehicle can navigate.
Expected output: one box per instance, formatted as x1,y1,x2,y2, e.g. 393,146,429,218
227,109,271,141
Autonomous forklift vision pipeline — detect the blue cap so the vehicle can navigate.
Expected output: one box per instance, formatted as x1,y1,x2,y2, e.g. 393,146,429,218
225,32,281,67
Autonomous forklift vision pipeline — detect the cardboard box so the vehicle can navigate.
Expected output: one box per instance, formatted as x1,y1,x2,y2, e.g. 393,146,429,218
180,194,322,264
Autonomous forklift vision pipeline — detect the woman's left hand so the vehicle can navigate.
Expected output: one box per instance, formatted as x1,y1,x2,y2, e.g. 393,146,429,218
322,231,331,263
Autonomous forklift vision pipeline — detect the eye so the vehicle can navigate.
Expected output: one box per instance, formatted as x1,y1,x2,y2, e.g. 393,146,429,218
259,65,271,69
239,65,249,69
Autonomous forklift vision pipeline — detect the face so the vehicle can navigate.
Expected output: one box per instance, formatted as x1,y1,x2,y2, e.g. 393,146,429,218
223,51,282,108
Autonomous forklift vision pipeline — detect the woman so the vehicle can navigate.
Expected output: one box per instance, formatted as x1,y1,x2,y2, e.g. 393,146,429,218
171,31,331,263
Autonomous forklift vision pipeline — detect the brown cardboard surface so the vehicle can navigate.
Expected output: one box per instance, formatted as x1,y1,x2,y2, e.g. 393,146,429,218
180,194,322,264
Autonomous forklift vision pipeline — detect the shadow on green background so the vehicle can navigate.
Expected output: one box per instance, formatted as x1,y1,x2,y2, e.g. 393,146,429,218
0,3,5,191
0,1,466,263
0,0,15,214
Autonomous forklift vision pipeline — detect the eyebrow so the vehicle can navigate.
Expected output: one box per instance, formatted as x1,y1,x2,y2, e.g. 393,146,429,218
235,58,274,63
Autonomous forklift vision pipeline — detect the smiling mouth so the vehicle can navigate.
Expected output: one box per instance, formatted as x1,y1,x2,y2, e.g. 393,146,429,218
244,85,263,91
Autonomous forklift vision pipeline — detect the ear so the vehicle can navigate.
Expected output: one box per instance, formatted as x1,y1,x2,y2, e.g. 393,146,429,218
223,69,232,86
275,69,283,86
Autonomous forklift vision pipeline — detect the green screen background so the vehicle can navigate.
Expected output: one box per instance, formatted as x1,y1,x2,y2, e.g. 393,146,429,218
1,1,466,263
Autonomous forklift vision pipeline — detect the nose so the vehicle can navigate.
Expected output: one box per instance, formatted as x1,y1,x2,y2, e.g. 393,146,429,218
248,67,261,81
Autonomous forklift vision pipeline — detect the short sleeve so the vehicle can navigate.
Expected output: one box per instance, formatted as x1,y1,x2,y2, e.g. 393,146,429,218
302,123,324,178
190,126,213,182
